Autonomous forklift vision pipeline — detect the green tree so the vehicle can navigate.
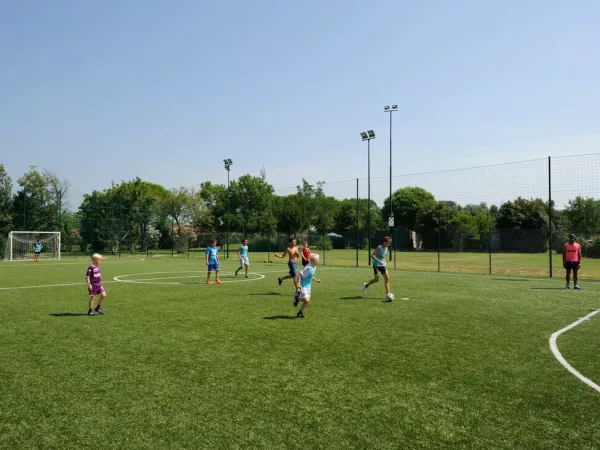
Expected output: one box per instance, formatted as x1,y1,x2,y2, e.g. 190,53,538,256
563,196,600,237
13,166,51,231
0,164,13,236
384,187,436,231
496,197,549,252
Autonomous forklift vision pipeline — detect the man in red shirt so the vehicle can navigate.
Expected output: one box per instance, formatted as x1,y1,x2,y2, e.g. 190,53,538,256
563,233,582,290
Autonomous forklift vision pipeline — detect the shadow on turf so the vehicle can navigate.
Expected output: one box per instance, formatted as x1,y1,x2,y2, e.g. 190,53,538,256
530,287,569,290
249,291,284,296
339,296,364,300
263,315,297,320
50,312,90,317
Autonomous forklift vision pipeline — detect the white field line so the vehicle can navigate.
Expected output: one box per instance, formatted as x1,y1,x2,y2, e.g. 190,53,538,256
0,258,146,267
549,308,600,394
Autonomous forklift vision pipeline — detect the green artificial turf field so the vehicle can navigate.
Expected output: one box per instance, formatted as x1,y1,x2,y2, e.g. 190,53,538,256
1,256,599,449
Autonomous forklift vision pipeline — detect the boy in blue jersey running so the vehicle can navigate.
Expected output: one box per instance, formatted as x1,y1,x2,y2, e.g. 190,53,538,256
363,236,392,300
235,238,250,278
205,239,223,284
294,253,322,318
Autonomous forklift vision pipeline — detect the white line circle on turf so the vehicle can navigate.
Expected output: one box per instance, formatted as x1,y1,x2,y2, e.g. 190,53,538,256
113,271,265,285
549,308,600,394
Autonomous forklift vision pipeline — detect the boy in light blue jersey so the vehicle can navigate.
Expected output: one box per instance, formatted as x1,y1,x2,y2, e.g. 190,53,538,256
205,239,222,284
294,253,322,318
235,238,250,278
363,236,392,300
33,240,42,263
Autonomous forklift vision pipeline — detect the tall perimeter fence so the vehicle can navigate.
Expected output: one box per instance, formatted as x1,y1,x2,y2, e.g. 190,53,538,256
271,153,600,280
9,153,600,280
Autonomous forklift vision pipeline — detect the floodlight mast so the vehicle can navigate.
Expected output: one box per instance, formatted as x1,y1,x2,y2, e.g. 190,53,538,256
224,159,233,258
360,130,375,264
384,105,398,267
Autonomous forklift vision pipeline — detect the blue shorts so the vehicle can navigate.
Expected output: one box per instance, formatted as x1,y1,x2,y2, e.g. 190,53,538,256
208,263,220,272
288,261,297,277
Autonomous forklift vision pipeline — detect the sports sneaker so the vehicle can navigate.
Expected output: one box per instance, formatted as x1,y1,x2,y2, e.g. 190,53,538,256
94,307,104,315
88,309,95,316
564,285,570,290
362,283,368,293
297,310,304,319
245,275,249,278
235,271,239,277
215,280,223,284
574,285,582,290
278,277,283,286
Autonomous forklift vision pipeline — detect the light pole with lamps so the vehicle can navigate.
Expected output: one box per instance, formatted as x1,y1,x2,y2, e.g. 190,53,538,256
360,130,375,264
224,159,233,259
384,105,397,267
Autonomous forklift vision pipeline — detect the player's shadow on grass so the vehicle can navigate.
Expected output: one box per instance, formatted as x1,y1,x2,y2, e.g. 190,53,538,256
50,312,89,317
263,315,297,320
249,292,284,296
530,287,567,290
339,296,365,300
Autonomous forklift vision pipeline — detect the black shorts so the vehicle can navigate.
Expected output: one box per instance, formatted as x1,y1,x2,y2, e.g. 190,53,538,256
373,265,387,276
564,261,580,270
34,251,40,255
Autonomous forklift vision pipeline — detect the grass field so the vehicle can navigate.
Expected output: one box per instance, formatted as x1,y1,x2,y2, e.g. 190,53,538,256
1,255,599,449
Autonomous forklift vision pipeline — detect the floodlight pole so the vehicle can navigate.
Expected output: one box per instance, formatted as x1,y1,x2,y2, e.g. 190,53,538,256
368,138,371,264
361,131,375,265
224,159,233,259
384,105,398,267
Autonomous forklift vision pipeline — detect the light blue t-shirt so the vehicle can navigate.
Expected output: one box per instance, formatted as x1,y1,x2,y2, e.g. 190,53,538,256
34,242,42,252
205,246,219,264
299,264,316,288
372,245,388,267
239,245,248,258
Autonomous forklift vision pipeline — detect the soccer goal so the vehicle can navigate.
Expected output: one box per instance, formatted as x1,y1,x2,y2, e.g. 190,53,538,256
3,231,61,261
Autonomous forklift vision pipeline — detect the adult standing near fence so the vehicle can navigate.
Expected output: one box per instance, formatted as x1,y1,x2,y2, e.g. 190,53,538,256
563,233,582,290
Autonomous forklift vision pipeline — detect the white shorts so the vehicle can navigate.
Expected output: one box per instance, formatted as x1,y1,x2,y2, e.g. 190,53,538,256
299,287,311,300
239,256,249,266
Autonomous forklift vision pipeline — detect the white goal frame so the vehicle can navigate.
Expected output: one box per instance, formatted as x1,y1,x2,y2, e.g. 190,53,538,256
4,231,61,261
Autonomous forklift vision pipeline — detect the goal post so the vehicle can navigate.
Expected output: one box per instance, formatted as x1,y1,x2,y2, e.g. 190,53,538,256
3,231,61,261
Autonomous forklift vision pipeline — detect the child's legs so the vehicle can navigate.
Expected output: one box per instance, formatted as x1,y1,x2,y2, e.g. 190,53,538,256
300,298,310,311
383,272,390,294
565,268,571,284
97,291,107,306
573,268,578,285
215,269,220,280
89,294,97,310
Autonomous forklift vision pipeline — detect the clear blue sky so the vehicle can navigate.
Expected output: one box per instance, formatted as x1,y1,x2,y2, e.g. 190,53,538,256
1,0,599,209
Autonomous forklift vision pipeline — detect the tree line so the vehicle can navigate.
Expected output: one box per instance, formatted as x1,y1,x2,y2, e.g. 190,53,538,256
1,164,598,256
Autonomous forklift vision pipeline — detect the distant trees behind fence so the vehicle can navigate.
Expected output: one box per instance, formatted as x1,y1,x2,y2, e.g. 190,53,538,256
2,159,600,257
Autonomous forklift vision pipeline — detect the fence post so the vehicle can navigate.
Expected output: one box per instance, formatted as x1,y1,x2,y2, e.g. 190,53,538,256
489,227,492,275
437,228,441,272
548,156,553,278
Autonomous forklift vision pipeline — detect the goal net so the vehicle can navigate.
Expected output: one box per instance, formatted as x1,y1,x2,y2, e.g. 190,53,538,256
3,231,61,261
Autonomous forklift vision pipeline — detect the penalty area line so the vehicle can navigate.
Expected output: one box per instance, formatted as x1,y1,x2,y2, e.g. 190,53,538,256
549,308,600,394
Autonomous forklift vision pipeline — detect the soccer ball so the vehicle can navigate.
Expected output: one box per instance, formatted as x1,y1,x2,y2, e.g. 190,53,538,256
385,293,395,302
263,259,267,263
269,260,273,263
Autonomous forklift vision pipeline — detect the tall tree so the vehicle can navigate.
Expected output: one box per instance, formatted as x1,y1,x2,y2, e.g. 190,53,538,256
12,166,51,231
384,187,436,231
0,164,13,236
